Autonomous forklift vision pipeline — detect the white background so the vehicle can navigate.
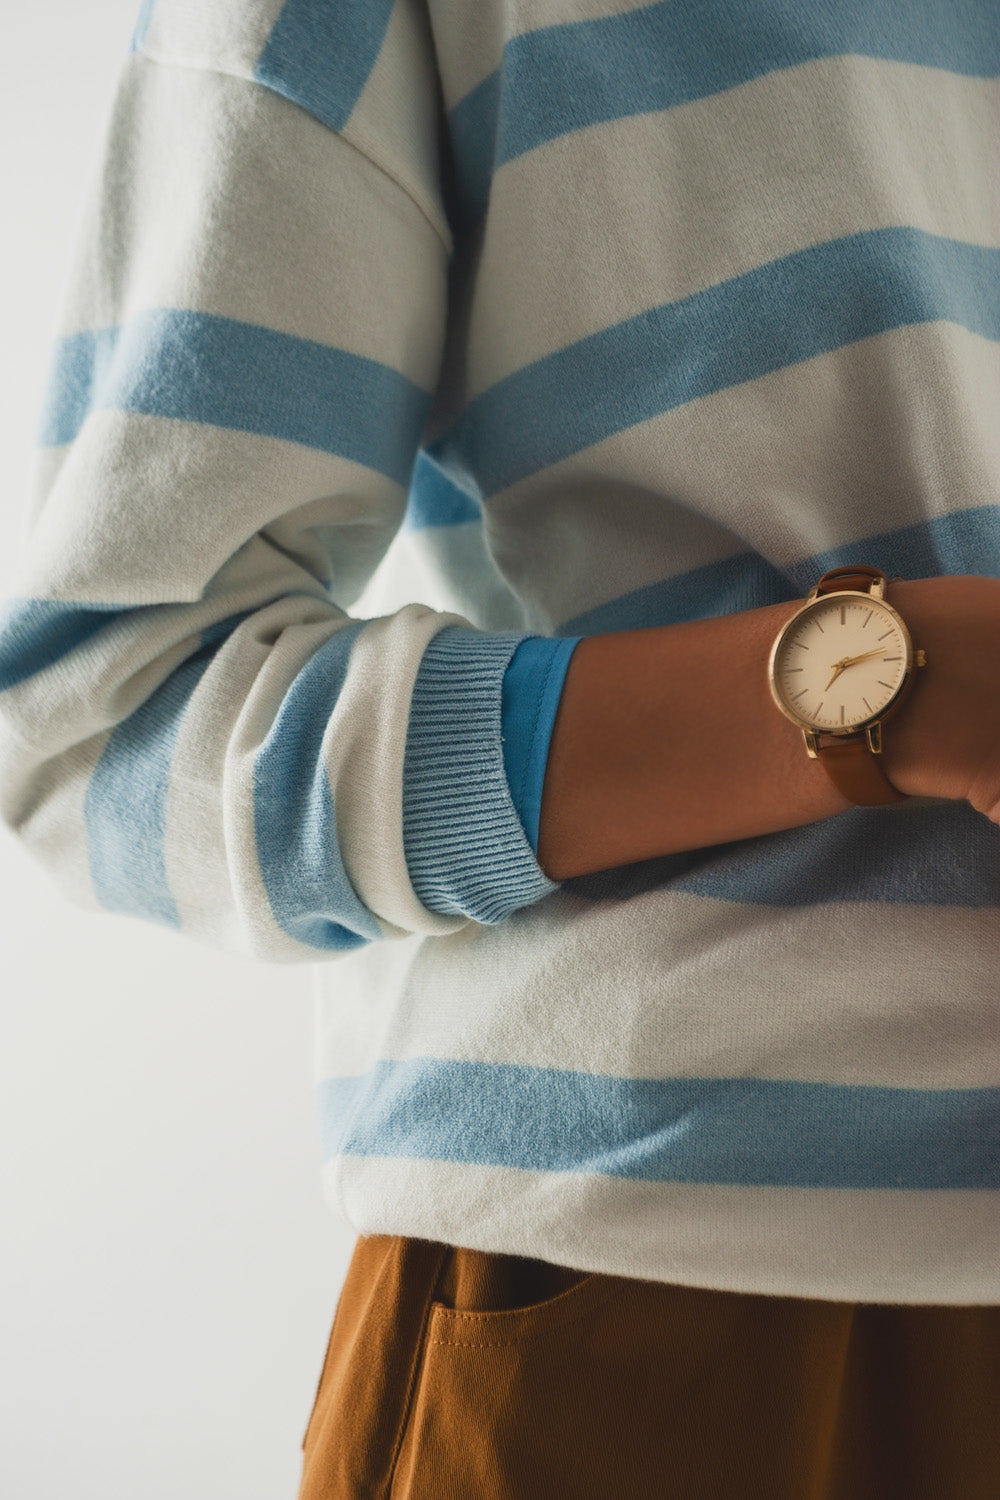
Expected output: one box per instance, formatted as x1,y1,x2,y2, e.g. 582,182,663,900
1,5,356,1496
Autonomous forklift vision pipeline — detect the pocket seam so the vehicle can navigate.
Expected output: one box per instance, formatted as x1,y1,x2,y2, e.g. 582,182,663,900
426,1274,619,1349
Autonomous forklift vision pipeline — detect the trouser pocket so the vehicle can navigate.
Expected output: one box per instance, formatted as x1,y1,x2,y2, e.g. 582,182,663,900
391,1247,614,1500
303,1236,1000,1500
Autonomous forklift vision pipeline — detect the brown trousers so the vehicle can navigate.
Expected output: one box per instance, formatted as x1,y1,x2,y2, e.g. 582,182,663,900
299,1235,1000,1499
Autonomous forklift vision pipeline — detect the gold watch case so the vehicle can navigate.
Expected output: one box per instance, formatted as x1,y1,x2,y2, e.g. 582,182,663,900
768,584,926,758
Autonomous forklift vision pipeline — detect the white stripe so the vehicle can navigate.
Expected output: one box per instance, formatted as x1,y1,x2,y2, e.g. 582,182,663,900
485,324,1000,629
141,0,287,82
23,416,408,606
0,733,106,913
61,55,447,377
315,889,1000,1088
356,522,530,632
506,0,662,33
345,0,455,248
165,629,256,953
328,1155,1000,1303
470,58,1000,395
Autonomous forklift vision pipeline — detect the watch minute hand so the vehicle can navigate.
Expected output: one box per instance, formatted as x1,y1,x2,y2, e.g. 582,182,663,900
841,648,886,669
824,648,889,691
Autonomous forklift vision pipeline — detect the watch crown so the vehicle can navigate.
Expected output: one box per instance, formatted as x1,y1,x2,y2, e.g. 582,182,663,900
915,649,927,667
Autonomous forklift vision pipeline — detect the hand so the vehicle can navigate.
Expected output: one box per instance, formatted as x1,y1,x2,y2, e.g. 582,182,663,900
877,576,1000,824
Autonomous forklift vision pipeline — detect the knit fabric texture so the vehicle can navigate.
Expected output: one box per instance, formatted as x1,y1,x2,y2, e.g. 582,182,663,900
1,0,998,1301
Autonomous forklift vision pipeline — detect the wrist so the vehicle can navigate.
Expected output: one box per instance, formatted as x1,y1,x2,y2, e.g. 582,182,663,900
538,598,848,880
768,566,921,807
877,576,1000,812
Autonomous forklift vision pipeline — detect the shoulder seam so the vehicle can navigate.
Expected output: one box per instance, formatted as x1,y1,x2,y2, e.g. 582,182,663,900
133,46,453,253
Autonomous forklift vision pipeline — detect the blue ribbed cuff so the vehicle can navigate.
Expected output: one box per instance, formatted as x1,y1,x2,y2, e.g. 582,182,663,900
402,627,560,923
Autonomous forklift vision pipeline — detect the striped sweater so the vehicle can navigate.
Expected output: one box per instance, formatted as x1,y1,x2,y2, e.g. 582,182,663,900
1,0,998,1302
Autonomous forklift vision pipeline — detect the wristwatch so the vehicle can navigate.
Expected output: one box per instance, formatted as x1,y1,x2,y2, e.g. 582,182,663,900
767,565,927,805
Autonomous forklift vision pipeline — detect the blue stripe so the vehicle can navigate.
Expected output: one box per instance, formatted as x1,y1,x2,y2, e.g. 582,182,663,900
563,554,793,637
566,800,1000,910
317,1059,1000,1190
561,507,1000,636
450,0,1000,223
253,622,381,951
40,310,429,488
429,229,1000,502
130,0,157,52
86,639,222,926
0,600,257,693
0,599,130,691
448,69,502,230
406,450,481,529
254,0,395,132
38,327,118,447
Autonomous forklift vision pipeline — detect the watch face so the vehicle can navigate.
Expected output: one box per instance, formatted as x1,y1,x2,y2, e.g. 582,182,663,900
770,592,912,733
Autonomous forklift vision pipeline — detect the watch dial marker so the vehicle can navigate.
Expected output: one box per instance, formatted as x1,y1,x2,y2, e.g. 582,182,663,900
862,610,873,628
877,628,894,640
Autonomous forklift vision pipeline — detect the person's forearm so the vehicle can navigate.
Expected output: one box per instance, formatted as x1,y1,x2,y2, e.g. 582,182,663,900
536,577,1000,881
537,598,845,879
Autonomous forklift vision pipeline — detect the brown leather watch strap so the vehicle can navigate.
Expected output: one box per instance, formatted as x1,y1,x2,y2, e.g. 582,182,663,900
815,737,907,805
810,565,907,805
813,565,887,597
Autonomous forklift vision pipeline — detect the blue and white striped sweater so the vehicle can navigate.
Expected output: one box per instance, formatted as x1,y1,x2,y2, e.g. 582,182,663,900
0,0,998,1301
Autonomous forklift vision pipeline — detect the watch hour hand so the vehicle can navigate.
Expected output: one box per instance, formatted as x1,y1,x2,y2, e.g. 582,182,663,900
824,658,849,691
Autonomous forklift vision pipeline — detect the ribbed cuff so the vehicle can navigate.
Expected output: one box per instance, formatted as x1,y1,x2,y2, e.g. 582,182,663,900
402,627,560,923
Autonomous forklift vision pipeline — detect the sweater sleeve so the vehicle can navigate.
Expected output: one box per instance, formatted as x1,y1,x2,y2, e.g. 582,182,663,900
0,4,557,961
